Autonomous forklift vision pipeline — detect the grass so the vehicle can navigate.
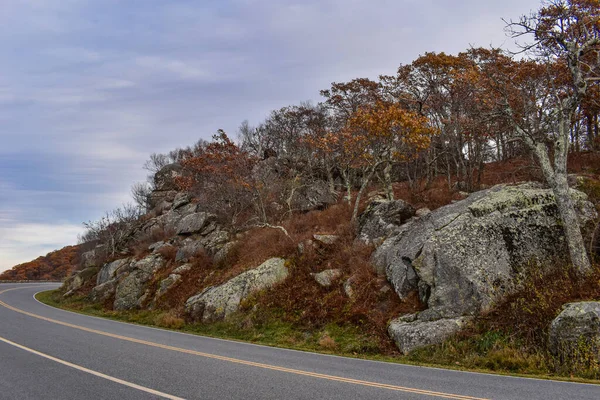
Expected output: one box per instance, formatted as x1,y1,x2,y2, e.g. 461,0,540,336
36,288,600,384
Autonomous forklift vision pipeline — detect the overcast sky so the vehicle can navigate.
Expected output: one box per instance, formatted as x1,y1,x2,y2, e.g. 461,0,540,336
0,0,542,272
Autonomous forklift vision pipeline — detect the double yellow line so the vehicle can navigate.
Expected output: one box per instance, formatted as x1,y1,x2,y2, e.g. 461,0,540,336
0,286,489,400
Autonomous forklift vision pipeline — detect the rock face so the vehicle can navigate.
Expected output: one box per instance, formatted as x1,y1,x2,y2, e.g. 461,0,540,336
113,254,165,310
148,163,183,209
96,258,131,286
373,183,597,353
388,315,472,355
176,212,216,235
185,258,288,322
358,199,416,244
549,302,600,363
63,267,98,297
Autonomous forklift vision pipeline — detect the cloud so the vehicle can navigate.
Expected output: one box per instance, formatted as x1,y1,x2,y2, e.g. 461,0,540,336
0,223,82,273
0,0,543,271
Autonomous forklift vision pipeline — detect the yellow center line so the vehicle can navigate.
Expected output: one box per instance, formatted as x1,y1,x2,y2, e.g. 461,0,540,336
0,286,490,400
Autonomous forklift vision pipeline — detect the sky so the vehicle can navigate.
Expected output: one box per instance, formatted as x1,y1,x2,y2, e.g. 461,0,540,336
0,0,543,272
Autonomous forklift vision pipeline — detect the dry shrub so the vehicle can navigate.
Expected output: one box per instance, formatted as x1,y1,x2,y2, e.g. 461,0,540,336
318,333,338,350
129,225,176,259
154,311,185,329
157,245,178,262
481,264,600,349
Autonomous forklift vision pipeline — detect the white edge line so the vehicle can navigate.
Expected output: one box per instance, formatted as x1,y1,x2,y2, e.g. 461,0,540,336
0,335,185,400
12,283,600,388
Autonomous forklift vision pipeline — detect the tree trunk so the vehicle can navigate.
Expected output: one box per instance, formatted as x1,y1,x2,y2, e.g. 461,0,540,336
383,162,394,201
533,125,592,277
352,168,375,221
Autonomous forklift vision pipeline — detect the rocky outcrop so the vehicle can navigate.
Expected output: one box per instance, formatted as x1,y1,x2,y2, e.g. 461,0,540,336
373,183,597,352
358,199,415,244
185,258,288,322
89,279,118,303
549,302,600,364
148,163,183,209
113,254,166,310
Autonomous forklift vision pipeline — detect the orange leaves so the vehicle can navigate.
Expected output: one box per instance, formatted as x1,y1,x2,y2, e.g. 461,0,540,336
347,101,438,163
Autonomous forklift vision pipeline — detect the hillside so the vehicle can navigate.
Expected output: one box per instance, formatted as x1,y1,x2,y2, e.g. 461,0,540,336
0,245,79,281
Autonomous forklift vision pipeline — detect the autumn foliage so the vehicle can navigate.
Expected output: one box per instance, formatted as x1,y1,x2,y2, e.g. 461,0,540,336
0,245,79,281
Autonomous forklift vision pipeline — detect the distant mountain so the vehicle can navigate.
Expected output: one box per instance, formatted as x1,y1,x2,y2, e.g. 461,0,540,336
0,245,79,281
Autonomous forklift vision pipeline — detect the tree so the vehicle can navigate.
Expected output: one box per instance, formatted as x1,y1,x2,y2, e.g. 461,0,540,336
503,0,600,275
346,101,437,220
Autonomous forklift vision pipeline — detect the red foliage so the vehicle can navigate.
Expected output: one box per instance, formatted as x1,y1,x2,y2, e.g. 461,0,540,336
0,245,80,281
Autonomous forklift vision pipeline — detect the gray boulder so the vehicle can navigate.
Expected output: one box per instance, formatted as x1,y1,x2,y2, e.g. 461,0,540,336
358,199,415,244
176,212,216,235
80,250,98,268
173,263,193,274
388,315,472,354
148,163,183,209
290,181,338,212
186,258,288,322
175,240,205,263
374,183,597,353
114,254,165,310
311,269,342,287
96,258,131,286
155,274,182,300
89,279,118,303
63,267,98,297
548,302,600,363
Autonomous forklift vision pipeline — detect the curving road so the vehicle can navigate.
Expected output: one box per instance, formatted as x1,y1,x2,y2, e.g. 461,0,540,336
0,283,598,400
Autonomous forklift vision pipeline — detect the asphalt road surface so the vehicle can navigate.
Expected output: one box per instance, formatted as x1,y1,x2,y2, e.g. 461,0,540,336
0,283,598,400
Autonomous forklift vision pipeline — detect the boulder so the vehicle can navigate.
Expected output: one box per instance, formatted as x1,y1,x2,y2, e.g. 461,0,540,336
172,193,191,210
199,229,230,254
63,267,98,297
548,302,600,364
290,181,338,212
388,315,472,354
148,163,183,209
176,212,216,235
213,242,237,264
357,199,415,244
89,279,117,303
343,277,356,299
80,250,99,268
311,269,342,287
185,258,288,322
114,254,165,310
96,258,130,286
172,263,193,274
415,208,431,218
155,274,182,300
175,241,205,263
373,183,597,352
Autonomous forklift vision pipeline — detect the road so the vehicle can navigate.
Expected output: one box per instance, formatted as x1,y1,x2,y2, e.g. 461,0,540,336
0,283,598,400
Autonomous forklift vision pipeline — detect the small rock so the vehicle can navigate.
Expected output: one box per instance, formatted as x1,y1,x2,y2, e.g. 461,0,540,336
548,302,600,363
313,234,339,245
415,208,431,218
311,269,342,287
172,263,193,274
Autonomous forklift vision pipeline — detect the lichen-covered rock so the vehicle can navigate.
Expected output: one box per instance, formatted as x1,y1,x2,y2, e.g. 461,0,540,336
89,279,117,303
185,258,288,322
172,263,193,274
199,229,230,254
213,241,237,264
155,274,182,300
113,254,165,310
374,183,596,319
548,302,600,364
148,163,183,209
172,193,191,209
373,183,597,353
176,212,216,235
311,269,342,287
63,267,98,297
357,199,415,244
80,250,99,268
96,258,131,286
388,315,472,354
